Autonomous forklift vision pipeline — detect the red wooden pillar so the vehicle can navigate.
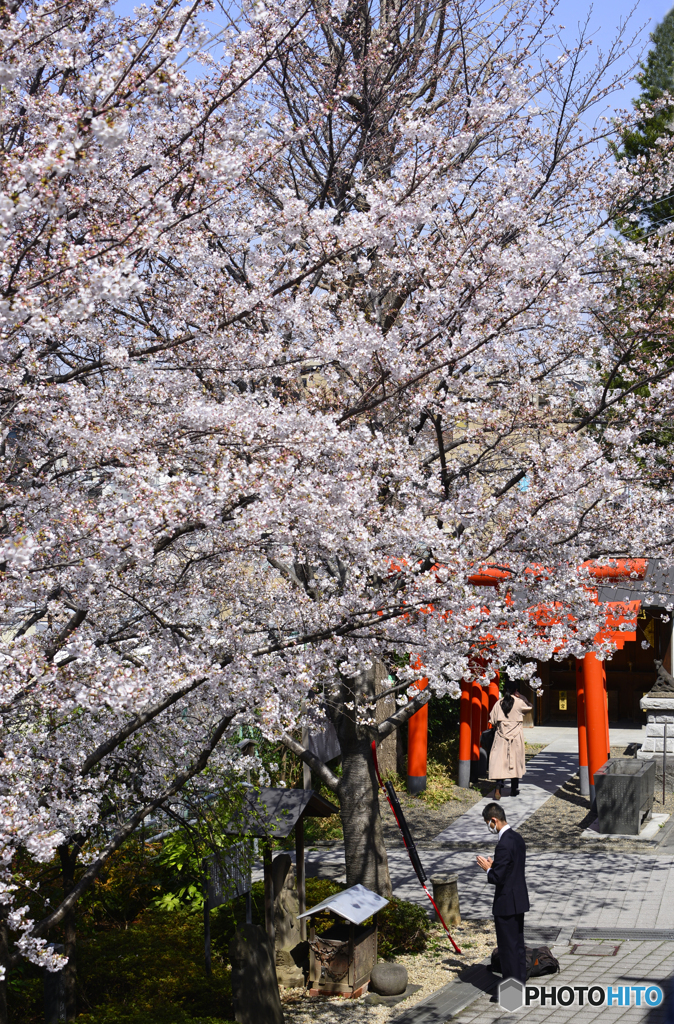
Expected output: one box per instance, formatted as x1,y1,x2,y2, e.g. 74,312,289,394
407,678,428,795
481,683,489,734
583,652,609,806
458,680,472,788
488,674,500,713
470,679,482,783
575,657,589,797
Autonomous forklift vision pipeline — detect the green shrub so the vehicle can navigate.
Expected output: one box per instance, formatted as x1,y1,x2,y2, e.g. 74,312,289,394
378,897,430,957
75,911,233,1023
7,869,427,1024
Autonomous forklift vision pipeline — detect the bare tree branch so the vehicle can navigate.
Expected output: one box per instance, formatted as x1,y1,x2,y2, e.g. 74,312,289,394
279,731,340,790
377,688,431,740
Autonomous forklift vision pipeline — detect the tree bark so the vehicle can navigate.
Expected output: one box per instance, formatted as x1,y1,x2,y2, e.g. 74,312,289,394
331,665,393,898
0,907,8,1024
281,664,434,898
58,844,79,1020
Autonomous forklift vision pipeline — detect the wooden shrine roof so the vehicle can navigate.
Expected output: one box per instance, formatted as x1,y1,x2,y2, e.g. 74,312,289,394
223,787,339,838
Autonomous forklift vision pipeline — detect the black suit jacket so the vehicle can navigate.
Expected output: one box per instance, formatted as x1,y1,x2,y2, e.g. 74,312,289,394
487,826,530,916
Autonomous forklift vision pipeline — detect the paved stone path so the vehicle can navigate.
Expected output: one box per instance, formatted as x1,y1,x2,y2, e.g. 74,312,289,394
524,725,647,753
452,938,673,1024
433,751,580,844
304,849,674,930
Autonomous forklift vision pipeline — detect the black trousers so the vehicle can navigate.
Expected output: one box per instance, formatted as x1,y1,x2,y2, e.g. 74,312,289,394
496,778,519,787
494,912,526,984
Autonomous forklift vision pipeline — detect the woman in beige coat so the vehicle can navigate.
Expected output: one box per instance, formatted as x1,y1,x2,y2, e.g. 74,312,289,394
488,685,532,800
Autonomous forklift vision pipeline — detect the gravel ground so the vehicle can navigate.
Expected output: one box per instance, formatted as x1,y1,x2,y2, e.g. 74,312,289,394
281,918,496,1023
375,744,674,854
378,784,482,847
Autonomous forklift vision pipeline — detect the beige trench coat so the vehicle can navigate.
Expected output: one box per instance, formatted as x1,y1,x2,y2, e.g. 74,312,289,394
488,696,530,780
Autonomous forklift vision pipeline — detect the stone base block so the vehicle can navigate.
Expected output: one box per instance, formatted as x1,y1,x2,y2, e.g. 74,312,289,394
430,874,461,927
638,742,674,756
309,982,369,999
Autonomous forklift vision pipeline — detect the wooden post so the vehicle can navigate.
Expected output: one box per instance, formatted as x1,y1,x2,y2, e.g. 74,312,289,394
296,817,306,941
203,858,212,977
481,682,489,735
470,679,482,781
263,842,275,947
309,920,316,988
348,923,355,989
407,685,429,793
488,674,500,712
604,674,610,757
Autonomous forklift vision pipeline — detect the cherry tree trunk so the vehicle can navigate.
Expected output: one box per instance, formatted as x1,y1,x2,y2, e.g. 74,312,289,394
336,734,392,897
0,909,8,1024
332,665,393,897
58,845,79,1020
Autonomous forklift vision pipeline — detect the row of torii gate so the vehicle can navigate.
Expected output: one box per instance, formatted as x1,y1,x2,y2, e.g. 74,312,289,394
405,559,648,804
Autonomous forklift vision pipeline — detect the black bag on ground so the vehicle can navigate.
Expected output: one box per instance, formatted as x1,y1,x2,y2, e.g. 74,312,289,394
490,945,559,979
527,946,559,978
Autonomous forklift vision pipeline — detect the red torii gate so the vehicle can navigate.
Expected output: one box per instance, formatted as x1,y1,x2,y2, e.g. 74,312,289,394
406,559,645,804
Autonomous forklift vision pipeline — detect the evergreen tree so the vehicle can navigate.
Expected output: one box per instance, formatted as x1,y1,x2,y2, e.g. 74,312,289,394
617,7,674,234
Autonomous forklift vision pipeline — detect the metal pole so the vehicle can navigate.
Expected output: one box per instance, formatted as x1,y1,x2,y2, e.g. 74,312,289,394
664,723,668,806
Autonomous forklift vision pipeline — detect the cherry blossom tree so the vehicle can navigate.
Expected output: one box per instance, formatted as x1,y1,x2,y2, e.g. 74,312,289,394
2,0,674,1013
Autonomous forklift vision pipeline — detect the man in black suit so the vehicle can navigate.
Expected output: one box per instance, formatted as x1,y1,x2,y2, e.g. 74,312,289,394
476,802,529,984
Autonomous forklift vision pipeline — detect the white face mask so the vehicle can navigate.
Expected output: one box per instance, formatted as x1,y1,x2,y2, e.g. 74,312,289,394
488,820,498,834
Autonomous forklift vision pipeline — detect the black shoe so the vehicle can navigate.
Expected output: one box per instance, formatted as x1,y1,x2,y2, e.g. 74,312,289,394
511,785,519,797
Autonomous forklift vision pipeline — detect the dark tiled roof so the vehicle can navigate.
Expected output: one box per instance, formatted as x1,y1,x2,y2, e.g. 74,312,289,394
597,559,674,608
223,787,338,838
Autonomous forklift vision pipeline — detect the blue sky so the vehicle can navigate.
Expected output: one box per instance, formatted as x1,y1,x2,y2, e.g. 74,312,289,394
554,0,672,107
112,0,673,109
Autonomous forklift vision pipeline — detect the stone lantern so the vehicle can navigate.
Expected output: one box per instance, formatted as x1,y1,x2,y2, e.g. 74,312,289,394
637,661,674,759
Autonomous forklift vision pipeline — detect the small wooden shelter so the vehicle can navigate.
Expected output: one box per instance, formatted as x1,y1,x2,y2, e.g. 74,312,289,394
298,883,389,998
224,787,339,943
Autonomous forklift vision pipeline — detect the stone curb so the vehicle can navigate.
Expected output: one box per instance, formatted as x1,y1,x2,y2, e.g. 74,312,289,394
390,960,497,1024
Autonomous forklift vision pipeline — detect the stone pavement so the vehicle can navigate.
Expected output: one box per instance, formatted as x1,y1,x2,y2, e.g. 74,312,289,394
433,751,579,844
450,937,673,1024
303,849,674,930
433,725,651,845
524,725,648,753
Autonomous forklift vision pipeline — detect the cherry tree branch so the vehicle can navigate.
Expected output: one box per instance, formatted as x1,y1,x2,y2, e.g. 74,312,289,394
9,711,234,959
80,674,218,775
279,732,340,790
377,689,432,740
